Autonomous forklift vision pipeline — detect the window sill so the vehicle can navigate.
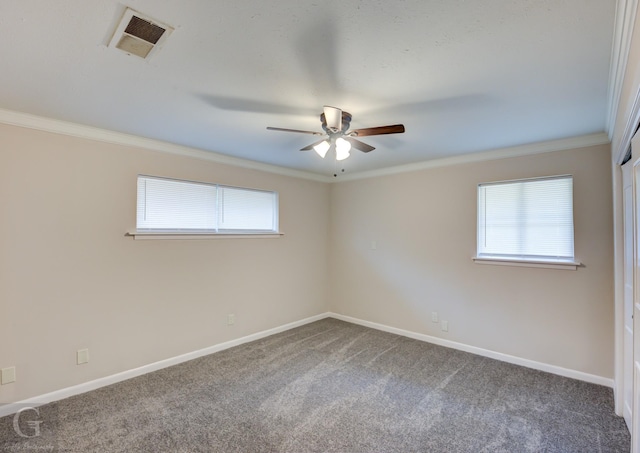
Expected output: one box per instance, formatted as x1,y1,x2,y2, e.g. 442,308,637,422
126,231,284,240
472,256,581,270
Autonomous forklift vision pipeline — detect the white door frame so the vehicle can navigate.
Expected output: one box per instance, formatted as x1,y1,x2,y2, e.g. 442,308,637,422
616,161,627,418
612,0,640,420
633,158,640,452
623,158,634,429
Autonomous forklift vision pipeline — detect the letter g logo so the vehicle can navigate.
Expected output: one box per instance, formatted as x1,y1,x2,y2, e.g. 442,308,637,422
13,406,43,438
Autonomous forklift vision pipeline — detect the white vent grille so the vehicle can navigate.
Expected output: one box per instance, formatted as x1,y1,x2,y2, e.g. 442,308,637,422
109,8,173,59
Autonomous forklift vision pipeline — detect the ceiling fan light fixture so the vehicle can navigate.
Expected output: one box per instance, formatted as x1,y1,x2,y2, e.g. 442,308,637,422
335,137,351,161
313,140,330,158
336,149,350,161
266,106,405,165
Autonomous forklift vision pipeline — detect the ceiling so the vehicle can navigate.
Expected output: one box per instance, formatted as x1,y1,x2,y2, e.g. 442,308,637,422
0,1,616,177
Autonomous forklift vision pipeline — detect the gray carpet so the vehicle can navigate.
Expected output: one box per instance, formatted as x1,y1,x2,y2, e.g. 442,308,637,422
0,318,630,452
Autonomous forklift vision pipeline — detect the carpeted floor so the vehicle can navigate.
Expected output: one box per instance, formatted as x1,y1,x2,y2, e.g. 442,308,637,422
0,318,631,452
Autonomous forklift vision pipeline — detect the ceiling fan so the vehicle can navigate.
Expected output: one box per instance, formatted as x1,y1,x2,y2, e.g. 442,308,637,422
267,106,405,161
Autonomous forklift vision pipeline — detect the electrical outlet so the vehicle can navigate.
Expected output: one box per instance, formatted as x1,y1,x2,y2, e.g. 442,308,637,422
227,314,235,326
431,312,439,323
77,349,89,365
1,366,16,385
441,321,448,332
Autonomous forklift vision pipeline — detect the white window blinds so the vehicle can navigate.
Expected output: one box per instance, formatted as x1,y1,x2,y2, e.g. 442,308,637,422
137,176,278,233
477,175,574,261
217,186,277,232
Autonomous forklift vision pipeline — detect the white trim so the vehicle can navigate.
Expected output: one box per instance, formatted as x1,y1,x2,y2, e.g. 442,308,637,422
614,79,640,163
608,0,640,142
472,256,580,270
614,162,626,415
126,231,284,240
610,0,640,417
0,313,329,418
337,133,610,182
0,312,613,418
634,363,640,452
329,312,614,388
0,108,332,184
0,108,611,183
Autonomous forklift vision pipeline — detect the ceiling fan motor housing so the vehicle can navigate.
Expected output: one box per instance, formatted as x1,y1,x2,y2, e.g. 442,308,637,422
321,111,352,134
266,105,405,156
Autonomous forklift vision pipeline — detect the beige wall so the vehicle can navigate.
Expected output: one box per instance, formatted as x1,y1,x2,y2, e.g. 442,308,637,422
0,123,330,402
0,120,615,404
329,144,614,378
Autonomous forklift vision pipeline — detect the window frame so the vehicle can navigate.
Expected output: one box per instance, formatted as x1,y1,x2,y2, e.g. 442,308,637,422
128,175,282,240
473,175,580,270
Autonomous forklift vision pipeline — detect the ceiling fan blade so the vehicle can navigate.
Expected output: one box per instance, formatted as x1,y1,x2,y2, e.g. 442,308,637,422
343,136,375,153
323,106,342,132
267,127,324,136
350,124,405,137
300,138,329,151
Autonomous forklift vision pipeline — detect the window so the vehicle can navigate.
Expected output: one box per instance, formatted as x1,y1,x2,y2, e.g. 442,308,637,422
136,175,278,234
476,175,575,265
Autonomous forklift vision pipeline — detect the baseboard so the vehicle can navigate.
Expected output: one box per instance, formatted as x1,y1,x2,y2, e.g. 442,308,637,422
0,311,613,418
0,313,330,418
328,312,614,388
624,401,632,428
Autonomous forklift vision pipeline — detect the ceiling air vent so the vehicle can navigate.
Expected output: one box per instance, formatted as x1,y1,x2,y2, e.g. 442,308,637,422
109,8,173,59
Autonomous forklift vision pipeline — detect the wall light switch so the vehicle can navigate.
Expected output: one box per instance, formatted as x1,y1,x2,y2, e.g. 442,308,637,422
227,314,235,325
431,312,439,323
371,241,377,250
441,321,449,332
1,366,16,384
77,348,89,365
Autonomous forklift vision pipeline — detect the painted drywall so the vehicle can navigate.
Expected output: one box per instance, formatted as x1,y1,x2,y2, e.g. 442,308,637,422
0,117,616,404
329,144,614,378
0,123,330,403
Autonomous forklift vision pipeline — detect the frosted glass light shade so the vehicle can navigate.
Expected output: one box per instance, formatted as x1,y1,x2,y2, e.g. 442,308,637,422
313,140,330,158
335,137,351,161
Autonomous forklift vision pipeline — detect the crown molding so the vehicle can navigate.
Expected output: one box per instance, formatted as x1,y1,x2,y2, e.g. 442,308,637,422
336,133,611,182
0,108,333,183
607,0,639,143
0,108,610,184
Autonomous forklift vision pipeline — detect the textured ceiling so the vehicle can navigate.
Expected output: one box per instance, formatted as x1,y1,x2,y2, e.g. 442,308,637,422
0,0,616,176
